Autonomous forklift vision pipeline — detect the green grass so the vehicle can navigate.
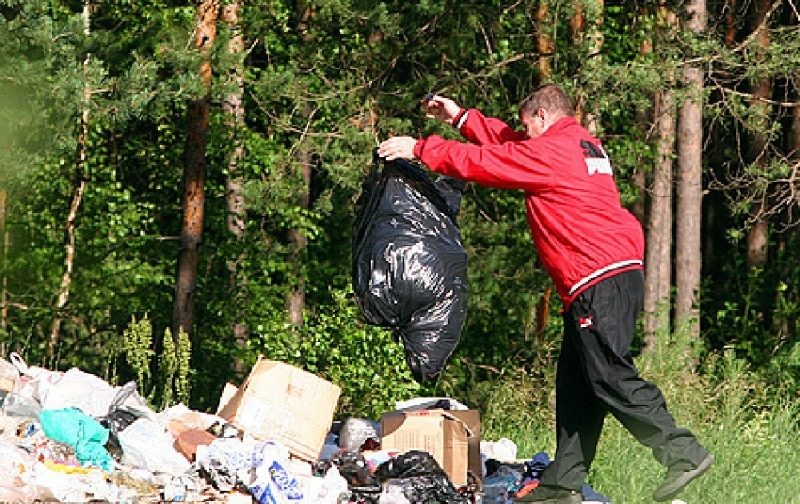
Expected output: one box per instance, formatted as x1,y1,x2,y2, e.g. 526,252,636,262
585,402,800,503
478,336,800,503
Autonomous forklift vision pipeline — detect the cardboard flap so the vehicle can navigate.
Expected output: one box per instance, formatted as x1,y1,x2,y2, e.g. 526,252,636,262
217,356,341,461
401,409,474,438
438,411,473,438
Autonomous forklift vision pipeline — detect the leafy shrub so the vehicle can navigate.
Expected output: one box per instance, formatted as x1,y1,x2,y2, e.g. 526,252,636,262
246,287,421,420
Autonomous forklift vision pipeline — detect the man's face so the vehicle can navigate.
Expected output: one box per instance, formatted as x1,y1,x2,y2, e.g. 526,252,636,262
520,108,547,139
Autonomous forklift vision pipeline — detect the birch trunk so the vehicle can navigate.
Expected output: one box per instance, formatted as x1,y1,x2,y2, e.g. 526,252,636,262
48,1,92,361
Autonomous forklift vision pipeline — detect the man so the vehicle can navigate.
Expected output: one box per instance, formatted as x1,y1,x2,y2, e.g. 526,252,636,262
377,84,713,504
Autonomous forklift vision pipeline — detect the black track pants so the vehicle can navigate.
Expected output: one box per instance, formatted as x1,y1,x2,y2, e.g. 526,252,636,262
538,269,709,491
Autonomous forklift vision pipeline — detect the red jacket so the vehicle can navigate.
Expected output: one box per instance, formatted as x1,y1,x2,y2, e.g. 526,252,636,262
413,109,644,307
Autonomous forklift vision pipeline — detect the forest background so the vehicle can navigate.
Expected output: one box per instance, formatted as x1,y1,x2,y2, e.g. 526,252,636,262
1,0,799,501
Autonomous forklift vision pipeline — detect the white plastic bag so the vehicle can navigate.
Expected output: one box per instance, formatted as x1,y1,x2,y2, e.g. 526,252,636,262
0,357,20,393
480,437,518,463
39,367,117,418
394,396,470,411
296,466,349,504
338,417,380,452
0,438,37,502
378,485,412,504
9,352,63,404
117,418,191,476
247,441,303,504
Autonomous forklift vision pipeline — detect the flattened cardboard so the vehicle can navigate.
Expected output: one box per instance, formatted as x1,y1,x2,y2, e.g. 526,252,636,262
218,357,341,461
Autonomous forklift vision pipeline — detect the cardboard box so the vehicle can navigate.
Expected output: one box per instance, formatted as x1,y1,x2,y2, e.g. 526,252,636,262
446,409,481,486
381,409,479,487
218,357,341,461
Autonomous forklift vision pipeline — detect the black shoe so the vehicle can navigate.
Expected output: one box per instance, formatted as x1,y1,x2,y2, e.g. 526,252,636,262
514,484,582,503
653,452,714,501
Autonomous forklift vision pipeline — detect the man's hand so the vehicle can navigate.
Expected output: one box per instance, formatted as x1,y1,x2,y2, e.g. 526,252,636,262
378,136,417,161
423,95,462,125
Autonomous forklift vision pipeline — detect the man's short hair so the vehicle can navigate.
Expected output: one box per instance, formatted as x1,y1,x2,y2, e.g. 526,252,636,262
519,84,575,119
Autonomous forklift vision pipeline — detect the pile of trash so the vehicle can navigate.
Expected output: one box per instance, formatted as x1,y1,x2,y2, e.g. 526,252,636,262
0,352,609,503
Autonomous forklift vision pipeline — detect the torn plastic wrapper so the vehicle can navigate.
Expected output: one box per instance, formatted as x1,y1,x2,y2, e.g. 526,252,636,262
352,153,468,383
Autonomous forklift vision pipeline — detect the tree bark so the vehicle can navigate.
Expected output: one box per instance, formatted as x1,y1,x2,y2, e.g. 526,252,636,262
674,0,706,342
571,0,603,133
645,88,676,349
286,0,314,327
536,2,554,80
48,1,92,361
222,1,248,374
286,153,311,327
792,87,800,164
173,0,219,338
224,2,245,242
745,0,772,268
643,4,678,350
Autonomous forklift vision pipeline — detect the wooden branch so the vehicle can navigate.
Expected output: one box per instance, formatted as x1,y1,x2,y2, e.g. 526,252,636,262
720,87,800,108
0,302,29,311
438,52,536,94
684,0,783,66
287,107,318,159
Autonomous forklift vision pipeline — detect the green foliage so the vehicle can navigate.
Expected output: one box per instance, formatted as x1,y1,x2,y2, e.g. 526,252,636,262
175,327,192,404
120,319,193,410
121,315,154,394
704,229,800,383
249,287,421,419
0,0,798,441
159,327,177,408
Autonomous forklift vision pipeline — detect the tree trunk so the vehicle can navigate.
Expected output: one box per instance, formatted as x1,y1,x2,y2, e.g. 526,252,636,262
774,10,800,344
675,0,705,343
224,2,245,242
792,86,800,163
643,4,678,350
536,2,554,80
286,110,313,326
286,0,314,327
173,0,219,338
571,0,603,133
723,0,737,47
631,5,654,225
784,73,800,342
645,88,676,349
48,1,92,361
222,1,248,374
286,131,312,327
745,0,772,268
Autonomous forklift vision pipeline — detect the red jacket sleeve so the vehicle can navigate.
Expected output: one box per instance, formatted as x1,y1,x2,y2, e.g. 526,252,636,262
458,109,528,145
413,134,556,191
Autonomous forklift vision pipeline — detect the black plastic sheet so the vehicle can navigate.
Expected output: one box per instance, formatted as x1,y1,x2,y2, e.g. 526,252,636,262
352,153,468,383
318,450,471,503
377,450,469,503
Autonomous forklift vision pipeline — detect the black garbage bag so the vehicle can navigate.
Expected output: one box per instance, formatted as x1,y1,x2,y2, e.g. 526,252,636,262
314,451,381,502
352,152,468,383
376,450,469,503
